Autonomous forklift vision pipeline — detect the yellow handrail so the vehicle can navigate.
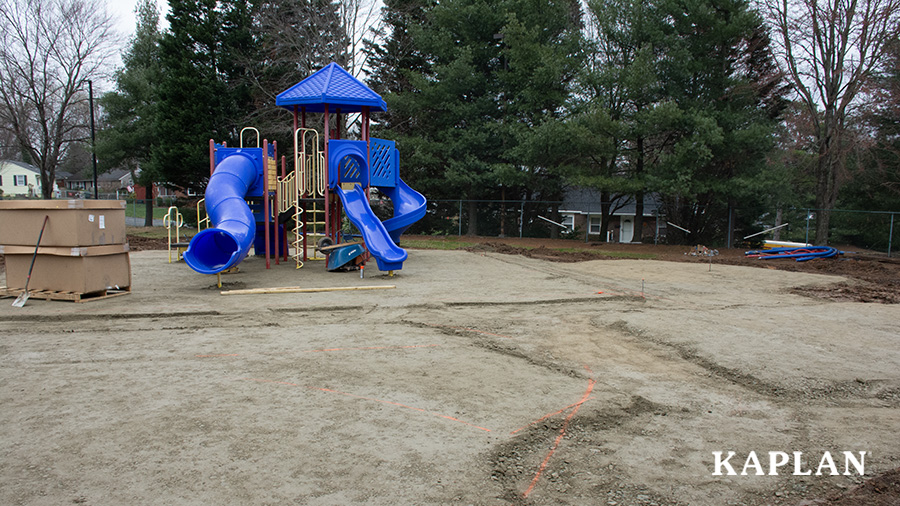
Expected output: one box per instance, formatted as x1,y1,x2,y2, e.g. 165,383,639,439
294,127,325,198
163,206,185,263
197,198,209,231
240,127,260,148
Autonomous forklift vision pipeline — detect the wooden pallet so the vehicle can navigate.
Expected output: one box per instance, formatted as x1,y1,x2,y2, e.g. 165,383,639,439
0,286,131,303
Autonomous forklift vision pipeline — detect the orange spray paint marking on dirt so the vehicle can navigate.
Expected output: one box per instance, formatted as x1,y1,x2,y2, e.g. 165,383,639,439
523,377,596,499
509,396,594,435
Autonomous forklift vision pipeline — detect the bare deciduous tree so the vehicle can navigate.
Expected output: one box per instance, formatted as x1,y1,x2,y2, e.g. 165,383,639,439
339,0,384,76
762,0,900,244
0,0,119,198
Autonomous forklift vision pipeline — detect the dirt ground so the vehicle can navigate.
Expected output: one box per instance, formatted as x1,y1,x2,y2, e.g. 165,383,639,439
1,236,899,505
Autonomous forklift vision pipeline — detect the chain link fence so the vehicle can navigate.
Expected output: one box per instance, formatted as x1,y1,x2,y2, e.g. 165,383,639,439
400,199,898,256
55,193,896,256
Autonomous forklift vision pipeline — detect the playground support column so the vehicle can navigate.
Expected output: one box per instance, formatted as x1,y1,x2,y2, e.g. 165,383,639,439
264,139,271,269
273,140,279,265
324,107,331,241
362,107,369,142
209,139,215,177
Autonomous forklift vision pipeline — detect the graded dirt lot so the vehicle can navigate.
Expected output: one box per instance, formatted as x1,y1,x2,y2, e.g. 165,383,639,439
1,237,899,505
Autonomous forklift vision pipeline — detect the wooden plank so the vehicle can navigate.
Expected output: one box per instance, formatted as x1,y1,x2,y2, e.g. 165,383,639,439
0,286,131,303
317,241,364,252
220,285,395,296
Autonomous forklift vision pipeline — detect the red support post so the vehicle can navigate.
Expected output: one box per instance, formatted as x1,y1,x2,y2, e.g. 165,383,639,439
273,140,279,266
324,107,331,242
209,139,215,176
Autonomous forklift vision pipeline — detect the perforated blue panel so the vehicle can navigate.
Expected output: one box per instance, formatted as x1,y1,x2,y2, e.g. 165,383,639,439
328,140,369,188
341,155,363,184
370,138,397,188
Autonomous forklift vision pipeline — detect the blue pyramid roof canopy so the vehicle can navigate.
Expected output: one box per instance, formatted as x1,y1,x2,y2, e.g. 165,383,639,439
276,63,387,114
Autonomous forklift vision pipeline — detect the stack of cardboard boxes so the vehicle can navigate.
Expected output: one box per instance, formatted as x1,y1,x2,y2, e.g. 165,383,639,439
0,200,131,299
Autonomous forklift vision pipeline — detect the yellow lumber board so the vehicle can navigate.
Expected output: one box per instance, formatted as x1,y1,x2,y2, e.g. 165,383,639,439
220,285,396,296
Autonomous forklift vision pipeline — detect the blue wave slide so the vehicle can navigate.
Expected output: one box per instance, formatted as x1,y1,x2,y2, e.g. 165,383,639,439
381,178,427,244
337,184,410,272
183,153,257,275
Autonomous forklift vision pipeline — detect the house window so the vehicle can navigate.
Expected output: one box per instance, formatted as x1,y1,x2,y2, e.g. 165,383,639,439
14,174,27,186
561,214,574,231
0,175,3,185
589,216,602,234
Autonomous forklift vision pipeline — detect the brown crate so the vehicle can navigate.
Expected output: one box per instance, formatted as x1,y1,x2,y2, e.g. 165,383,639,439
0,200,127,247
2,243,131,294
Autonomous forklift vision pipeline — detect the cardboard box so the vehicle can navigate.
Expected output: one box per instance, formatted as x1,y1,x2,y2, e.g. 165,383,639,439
0,200,127,247
1,243,131,294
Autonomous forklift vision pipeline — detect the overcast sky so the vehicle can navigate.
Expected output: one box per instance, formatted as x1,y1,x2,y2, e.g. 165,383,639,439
108,0,169,40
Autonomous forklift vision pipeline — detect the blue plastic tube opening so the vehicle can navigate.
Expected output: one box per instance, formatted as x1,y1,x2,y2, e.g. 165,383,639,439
184,228,242,275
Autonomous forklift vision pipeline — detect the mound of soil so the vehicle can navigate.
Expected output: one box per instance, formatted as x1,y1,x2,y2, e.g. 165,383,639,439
127,235,170,251
817,467,900,506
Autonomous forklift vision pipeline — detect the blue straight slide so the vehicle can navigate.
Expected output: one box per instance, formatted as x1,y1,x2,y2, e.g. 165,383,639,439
380,178,426,244
337,184,408,272
183,152,258,275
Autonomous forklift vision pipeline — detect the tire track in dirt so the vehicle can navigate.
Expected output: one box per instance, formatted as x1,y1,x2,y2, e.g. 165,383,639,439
603,318,900,407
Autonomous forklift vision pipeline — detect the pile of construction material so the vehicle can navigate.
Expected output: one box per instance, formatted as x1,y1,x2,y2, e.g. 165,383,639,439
0,200,131,302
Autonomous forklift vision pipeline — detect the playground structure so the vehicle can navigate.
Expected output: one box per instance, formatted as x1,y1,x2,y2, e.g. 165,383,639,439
182,63,426,277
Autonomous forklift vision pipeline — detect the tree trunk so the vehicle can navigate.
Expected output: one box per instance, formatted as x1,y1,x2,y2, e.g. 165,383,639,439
40,168,54,199
466,200,478,236
633,191,644,243
773,207,783,240
549,203,560,239
600,190,612,241
633,137,644,242
814,131,841,245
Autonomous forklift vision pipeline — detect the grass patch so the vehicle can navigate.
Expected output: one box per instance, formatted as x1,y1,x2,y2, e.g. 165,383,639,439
554,248,657,259
401,236,477,250
123,202,173,221
127,226,171,239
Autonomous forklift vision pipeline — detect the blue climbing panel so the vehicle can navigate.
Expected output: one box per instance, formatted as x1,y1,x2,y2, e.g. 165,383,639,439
370,138,398,189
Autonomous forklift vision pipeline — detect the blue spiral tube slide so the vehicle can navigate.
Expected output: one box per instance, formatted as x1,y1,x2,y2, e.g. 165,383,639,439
184,152,258,275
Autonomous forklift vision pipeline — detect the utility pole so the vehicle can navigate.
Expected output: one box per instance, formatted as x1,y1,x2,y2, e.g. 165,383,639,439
89,80,99,199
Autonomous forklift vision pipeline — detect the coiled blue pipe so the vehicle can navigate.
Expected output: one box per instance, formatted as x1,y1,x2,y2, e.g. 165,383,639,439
183,152,258,274
745,246,842,262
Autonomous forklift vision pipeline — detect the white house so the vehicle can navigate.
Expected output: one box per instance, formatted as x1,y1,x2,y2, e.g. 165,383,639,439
0,160,44,197
560,188,665,243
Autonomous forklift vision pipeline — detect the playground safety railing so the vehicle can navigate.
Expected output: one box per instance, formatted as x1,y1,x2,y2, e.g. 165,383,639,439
196,198,210,232
240,127,260,148
163,206,186,263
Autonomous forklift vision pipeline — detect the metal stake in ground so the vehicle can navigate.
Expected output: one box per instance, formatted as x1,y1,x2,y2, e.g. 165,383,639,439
12,215,49,308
